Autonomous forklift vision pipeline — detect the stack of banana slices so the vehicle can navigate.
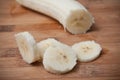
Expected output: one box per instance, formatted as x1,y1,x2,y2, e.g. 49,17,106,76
16,0,94,34
15,32,102,74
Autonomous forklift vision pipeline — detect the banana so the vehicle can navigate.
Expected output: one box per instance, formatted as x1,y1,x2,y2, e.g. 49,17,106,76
43,45,77,74
37,38,61,58
72,41,102,62
16,0,94,34
15,32,41,64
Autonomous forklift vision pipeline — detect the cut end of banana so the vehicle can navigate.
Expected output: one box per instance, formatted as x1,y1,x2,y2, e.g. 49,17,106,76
66,10,94,34
15,32,41,64
43,45,77,74
72,41,102,62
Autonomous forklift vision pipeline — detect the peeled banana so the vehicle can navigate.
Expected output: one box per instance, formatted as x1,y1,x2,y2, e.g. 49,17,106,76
43,45,77,74
72,41,102,62
16,0,94,34
15,32,41,64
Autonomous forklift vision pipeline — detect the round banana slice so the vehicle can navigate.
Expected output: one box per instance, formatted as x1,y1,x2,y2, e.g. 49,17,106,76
37,38,61,58
15,32,41,64
72,41,102,62
43,45,77,74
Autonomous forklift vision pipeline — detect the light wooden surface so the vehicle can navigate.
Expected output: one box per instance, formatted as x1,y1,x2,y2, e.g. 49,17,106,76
0,0,120,80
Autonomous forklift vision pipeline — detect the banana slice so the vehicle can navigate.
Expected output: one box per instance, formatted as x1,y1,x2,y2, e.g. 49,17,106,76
15,32,41,64
16,0,94,34
72,41,102,62
37,38,61,58
43,45,77,74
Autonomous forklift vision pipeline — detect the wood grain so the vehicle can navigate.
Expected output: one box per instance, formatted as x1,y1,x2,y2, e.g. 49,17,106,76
0,0,120,80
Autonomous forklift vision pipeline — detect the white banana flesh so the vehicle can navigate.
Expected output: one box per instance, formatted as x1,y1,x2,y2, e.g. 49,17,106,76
16,0,94,34
72,41,102,62
43,45,77,74
15,32,41,64
15,31,102,74
37,38,61,58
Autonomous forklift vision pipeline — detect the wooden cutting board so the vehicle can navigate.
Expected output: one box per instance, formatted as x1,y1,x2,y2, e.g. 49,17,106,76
0,0,120,80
